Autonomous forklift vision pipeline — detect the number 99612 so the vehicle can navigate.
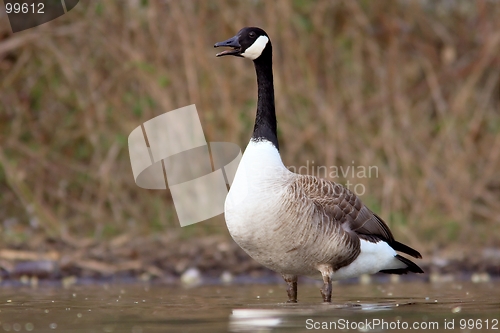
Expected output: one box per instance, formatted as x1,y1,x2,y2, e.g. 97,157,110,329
460,319,498,330
5,2,45,14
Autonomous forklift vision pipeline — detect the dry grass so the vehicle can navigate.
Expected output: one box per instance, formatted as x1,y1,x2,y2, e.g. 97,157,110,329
0,0,499,257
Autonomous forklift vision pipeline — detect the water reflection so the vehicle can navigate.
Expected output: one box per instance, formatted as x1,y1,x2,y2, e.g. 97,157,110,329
0,281,498,332
227,281,500,332
228,300,418,332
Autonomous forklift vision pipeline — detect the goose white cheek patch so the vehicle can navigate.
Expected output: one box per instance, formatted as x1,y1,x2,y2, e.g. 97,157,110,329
241,35,269,60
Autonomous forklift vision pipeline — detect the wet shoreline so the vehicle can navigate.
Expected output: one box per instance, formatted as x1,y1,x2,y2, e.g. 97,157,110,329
1,235,499,287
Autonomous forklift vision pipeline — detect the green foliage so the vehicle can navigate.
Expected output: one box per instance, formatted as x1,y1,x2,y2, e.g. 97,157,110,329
0,0,499,252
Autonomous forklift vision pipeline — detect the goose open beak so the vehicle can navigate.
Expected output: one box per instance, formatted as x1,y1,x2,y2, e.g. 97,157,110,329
214,35,242,57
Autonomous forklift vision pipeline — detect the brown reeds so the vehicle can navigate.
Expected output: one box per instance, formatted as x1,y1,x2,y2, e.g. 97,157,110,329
0,0,499,259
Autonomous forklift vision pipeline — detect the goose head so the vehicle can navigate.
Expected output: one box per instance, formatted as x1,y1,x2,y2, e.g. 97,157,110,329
214,27,271,60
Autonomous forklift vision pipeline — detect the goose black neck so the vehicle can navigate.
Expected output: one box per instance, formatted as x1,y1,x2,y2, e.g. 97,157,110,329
252,56,279,150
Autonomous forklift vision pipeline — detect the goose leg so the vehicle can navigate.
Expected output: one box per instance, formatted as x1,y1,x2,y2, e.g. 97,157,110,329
320,275,332,302
318,265,333,303
282,274,298,303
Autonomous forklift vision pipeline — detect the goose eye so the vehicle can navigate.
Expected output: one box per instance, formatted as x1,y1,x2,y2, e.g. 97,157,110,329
249,32,256,38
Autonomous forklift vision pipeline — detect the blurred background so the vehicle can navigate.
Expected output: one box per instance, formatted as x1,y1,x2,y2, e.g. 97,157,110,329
0,0,499,280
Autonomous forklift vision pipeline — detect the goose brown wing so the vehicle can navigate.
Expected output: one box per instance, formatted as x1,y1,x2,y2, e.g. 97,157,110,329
296,175,422,259
297,175,393,240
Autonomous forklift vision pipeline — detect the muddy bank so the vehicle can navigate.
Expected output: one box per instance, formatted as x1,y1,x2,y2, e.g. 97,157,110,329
0,235,499,286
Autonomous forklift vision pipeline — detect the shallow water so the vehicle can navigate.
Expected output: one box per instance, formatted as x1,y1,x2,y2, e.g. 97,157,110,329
0,281,498,332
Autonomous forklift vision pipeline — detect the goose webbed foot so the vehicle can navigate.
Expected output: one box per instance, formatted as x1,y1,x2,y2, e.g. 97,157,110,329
282,274,298,303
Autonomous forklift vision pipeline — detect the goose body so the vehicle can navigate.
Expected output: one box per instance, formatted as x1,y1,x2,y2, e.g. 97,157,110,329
215,27,423,302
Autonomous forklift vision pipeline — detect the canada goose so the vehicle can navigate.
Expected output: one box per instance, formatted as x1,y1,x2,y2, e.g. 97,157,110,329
215,27,423,303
